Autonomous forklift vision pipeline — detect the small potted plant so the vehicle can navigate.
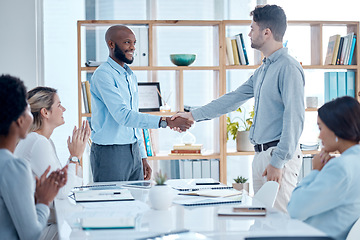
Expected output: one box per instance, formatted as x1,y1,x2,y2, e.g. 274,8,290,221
148,171,175,210
232,176,249,192
227,106,254,151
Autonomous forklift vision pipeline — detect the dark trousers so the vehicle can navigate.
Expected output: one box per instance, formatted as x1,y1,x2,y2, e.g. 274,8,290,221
90,142,143,182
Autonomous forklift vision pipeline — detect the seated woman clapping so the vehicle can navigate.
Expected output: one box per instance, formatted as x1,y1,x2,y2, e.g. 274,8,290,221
0,74,67,240
288,96,360,240
14,86,90,239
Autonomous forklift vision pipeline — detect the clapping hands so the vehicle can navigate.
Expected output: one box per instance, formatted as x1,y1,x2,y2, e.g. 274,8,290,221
35,165,68,206
67,120,91,159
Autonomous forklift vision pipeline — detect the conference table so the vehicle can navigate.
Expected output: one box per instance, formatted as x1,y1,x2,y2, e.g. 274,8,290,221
55,179,325,240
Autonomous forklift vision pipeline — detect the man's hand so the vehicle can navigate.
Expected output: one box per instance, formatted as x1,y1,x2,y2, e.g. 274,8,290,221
262,164,283,184
170,112,194,132
312,149,334,171
166,116,193,132
142,158,152,180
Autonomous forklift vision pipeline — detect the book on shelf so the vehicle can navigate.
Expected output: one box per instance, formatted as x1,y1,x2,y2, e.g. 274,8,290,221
85,81,91,113
324,34,341,65
142,129,153,157
336,37,344,65
346,71,355,97
81,82,89,113
173,144,203,150
231,39,240,65
130,26,149,66
85,60,103,67
324,71,356,103
300,143,319,151
337,72,347,97
225,37,235,65
339,35,349,65
348,35,356,65
344,32,354,65
238,33,249,65
235,33,246,65
171,149,201,154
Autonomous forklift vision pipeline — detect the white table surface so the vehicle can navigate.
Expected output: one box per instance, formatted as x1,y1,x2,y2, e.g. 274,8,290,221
55,180,325,240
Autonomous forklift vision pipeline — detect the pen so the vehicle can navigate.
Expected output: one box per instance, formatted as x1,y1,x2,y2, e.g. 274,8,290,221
99,192,121,195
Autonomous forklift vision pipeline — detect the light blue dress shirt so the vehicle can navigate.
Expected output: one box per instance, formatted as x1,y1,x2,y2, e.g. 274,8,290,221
0,149,49,240
192,48,305,168
90,57,161,158
288,144,360,240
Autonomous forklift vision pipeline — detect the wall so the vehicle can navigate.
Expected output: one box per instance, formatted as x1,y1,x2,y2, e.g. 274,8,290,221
0,0,43,89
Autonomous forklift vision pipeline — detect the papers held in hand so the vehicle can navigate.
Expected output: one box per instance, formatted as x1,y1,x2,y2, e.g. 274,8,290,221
74,189,134,202
218,207,266,216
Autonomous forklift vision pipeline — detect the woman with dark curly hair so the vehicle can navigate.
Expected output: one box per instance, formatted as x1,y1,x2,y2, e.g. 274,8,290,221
0,74,67,240
288,96,360,240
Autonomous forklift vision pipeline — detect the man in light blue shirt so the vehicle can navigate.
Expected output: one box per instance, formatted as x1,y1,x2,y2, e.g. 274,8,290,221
90,25,193,182
172,5,305,212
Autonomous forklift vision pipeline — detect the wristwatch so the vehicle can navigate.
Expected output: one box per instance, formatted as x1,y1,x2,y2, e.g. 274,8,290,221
159,116,167,128
69,156,80,164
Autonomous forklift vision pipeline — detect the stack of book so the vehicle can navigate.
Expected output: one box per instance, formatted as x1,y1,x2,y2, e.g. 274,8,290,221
170,144,203,155
225,33,249,66
81,81,91,113
324,33,356,65
324,71,355,102
142,129,157,157
300,143,320,151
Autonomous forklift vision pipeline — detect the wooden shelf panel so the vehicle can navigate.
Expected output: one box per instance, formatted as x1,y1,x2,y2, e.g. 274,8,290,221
302,65,358,69
148,153,220,161
79,20,222,27
225,65,261,70
227,150,320,156
80,66,220,72
305,108,318,112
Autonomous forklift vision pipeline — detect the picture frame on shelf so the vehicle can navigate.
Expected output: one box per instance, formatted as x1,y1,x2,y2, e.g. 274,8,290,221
138,82,162,112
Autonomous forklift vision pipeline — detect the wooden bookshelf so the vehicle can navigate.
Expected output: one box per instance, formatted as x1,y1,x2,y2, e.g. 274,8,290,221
78,20,359,183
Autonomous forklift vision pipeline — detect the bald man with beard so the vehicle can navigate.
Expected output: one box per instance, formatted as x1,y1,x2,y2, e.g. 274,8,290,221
89,25,193,182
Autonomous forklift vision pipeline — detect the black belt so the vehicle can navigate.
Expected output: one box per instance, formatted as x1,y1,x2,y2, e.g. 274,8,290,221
254,140,279,152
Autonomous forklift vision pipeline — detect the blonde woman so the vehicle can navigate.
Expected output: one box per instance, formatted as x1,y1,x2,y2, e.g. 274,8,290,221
15,86,90,239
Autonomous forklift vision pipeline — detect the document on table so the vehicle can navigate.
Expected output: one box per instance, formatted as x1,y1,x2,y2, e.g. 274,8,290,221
168,178,232,191
218,206,267,216
173,194,242,206
74,189,134,202
81,217,135,230
180,189,242,197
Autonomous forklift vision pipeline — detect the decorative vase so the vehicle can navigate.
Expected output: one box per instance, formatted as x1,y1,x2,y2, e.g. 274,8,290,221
232,182,250,192
148,184,175,210
236,131,253,152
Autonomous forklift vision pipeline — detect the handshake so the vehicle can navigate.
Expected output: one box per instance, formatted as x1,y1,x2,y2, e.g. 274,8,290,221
165,112,195,132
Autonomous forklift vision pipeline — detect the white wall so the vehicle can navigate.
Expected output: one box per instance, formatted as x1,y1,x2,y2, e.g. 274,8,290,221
0,0,43,89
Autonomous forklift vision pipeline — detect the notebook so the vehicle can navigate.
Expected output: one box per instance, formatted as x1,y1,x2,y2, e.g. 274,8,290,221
74,189,134,202
168,179,232,192
180,189,242,198
173,195,242,206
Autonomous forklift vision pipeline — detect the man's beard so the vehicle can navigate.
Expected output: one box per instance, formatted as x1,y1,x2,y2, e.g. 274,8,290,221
114,43,134,64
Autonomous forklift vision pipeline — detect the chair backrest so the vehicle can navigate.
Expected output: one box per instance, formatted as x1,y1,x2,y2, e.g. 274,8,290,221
346,217,360,240
245,237,333,240
253,181,279,208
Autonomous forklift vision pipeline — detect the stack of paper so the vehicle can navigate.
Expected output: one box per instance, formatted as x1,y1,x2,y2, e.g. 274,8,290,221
81,217,135,230
74,189,134,202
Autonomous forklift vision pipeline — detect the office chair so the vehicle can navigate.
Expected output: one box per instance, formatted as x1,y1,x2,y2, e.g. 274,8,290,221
245,237,334,240
346,217,360,240
253,181,279,208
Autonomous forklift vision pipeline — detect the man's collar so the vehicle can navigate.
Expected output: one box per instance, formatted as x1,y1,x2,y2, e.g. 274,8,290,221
107,56,133,75
262,47,288,64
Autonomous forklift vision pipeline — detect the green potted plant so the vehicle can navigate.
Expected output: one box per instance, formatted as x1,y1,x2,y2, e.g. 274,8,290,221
232,176,249,192
227,106,254,151
148,171,175,210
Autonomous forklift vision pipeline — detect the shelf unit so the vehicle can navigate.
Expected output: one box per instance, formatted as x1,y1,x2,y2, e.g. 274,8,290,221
78,20,359,183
